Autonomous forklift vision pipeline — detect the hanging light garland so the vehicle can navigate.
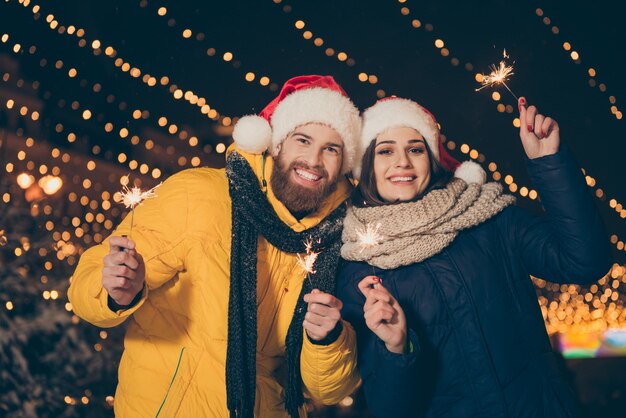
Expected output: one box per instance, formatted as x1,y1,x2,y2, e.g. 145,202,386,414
6,0,233,126
273,0,386,98
533,7,622,121
136,1,279,92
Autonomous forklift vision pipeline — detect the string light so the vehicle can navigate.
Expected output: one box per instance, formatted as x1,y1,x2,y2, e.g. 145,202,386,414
0,29,212,158
1,120,138,250
135,1,278,92
1,54,213,185
8,0,233,125
534,263,626,335
1,83,163,178
534,8,621,120
610,235,626,253
275,1,386,97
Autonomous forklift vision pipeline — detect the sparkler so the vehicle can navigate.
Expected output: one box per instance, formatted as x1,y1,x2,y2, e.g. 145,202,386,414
297,238,320,287
118,177,161,237
356,222,384,279
476,49,519,101
356,222,383,253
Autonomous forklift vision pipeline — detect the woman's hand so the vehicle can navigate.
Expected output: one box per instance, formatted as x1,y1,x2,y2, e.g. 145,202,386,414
358,276,407,354
518,96,560,159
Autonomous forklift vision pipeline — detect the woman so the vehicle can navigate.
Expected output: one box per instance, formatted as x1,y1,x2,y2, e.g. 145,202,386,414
337,97,612,418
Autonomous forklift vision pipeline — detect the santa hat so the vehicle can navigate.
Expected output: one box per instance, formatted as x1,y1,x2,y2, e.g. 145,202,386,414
355,97,485,184
232,75,361,174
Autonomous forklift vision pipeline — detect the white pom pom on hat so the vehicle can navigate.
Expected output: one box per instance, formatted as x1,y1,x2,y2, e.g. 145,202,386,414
454,161,486,185
231,115,272,154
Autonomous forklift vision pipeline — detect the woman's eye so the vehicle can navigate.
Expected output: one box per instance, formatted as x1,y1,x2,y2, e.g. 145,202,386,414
376,149,392,155
410,147,425,154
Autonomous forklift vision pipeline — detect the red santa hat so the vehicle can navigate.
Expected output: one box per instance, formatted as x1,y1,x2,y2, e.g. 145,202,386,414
355,97,486,184
232,75,361,174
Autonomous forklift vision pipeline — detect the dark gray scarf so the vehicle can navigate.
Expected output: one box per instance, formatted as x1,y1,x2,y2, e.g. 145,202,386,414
225,151,346,418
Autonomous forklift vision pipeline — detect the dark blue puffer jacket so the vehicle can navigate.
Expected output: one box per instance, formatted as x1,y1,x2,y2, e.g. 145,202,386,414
337,148,613,418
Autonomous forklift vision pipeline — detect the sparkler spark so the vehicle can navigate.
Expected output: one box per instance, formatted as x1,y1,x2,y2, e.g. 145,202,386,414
356,222,383,253
117,178,161,237
475,49,519,101
297,238,320,286
120,184,160,209
356,222,384,279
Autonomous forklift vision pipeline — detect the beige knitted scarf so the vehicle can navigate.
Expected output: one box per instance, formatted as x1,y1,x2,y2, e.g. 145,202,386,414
341,178,516,269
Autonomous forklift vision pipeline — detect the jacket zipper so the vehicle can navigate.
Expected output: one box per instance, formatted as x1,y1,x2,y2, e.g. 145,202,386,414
155,347,186,417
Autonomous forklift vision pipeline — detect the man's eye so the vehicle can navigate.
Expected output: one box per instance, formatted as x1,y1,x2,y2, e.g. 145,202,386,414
325,147,338,153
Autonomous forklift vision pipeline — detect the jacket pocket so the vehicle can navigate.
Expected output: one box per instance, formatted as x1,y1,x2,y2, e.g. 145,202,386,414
155,347,203,417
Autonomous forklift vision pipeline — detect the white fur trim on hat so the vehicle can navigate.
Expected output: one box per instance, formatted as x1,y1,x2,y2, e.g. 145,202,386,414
354,98,440,179
232,115,272,154
270,87,361,174
454,161,486,185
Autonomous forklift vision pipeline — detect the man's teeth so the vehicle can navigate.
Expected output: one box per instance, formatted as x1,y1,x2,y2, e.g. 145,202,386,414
296,169,320,181
391,176,415,182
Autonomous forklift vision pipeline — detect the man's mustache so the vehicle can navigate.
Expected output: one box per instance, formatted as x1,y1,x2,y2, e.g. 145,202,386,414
288,161,328,179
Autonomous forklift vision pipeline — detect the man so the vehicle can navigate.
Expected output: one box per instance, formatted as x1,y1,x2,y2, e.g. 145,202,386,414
68,75,362,418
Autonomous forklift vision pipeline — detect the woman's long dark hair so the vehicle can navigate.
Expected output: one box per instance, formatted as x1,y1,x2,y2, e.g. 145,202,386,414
352,137,452,207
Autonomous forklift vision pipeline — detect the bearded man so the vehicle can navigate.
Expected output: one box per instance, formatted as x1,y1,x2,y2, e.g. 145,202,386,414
69,75,362,418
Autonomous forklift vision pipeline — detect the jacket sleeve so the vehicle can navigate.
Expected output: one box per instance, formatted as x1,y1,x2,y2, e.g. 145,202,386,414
337,265,422,418
505,146,613,284
300,319,361,404
68,171,191,328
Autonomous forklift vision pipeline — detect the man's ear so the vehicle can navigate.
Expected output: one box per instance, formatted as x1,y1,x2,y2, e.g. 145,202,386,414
272,141,282,158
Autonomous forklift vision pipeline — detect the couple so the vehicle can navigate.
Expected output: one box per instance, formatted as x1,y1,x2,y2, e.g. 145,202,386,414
69,75,611,418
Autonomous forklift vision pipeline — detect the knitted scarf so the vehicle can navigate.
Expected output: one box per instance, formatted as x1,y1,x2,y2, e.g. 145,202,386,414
225,151,347,418
341,178,515,269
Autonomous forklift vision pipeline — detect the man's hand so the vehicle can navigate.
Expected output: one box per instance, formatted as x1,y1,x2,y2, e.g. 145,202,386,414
102,236,145,307
303,289,343,341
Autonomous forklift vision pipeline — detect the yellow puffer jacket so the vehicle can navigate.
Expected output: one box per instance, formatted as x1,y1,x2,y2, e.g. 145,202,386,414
68,148,361,417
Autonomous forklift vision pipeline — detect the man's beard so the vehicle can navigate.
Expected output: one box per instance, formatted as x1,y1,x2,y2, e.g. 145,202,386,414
270,157,338,218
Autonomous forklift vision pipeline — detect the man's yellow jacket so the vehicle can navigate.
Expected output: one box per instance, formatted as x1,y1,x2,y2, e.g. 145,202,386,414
69,148,360,417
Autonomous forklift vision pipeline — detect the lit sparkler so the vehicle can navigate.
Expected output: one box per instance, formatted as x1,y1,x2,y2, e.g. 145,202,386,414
476,49,519,101
356,222,384,279
297,238,320,287
118,177,161,237
356,222,383,253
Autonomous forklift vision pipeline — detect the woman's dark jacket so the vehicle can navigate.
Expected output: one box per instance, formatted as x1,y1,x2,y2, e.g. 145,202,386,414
338,148,613,418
